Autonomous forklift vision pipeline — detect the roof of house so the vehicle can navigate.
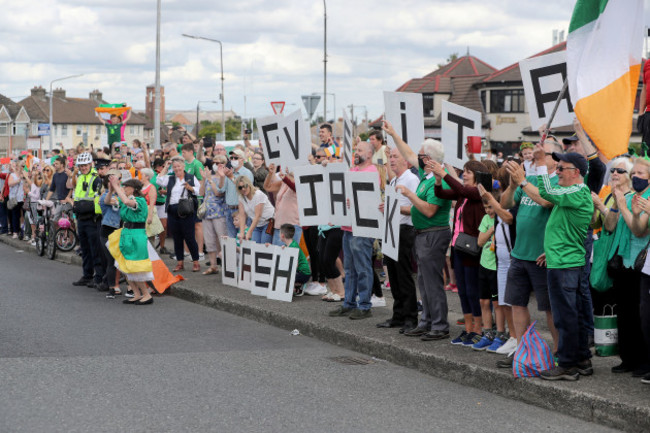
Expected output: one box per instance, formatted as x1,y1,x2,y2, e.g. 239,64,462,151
397,55,498,93
481,42,567,85
19,93,147,125
0,94,24,119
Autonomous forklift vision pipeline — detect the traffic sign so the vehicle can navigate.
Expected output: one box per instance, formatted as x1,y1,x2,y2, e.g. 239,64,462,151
301,95,321,119
270,101,286,115
38,123,50,136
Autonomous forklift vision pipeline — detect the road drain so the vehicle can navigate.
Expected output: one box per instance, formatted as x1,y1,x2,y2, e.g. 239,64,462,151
328,356,375,365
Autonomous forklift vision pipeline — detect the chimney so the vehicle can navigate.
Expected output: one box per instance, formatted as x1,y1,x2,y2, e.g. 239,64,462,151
89,89,103,102
30,86,47,100
53,88,66,99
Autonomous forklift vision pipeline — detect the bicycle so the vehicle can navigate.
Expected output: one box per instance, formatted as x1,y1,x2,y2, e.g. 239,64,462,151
54,206,78,252
34,200,57,260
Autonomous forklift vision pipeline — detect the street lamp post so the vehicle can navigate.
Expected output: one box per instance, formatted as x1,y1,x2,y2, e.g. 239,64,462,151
323,0,327,122
182,34,225,141
49,74,83,152
196,100,218,137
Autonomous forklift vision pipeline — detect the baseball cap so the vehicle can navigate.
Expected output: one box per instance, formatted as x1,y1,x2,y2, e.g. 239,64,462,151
552,152,588,177
229,149,246,159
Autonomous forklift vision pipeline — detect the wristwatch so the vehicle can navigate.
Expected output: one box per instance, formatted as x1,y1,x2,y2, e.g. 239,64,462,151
520,179,529,188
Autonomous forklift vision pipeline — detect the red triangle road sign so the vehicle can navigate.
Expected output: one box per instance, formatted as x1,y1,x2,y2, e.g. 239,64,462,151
270,101,286,115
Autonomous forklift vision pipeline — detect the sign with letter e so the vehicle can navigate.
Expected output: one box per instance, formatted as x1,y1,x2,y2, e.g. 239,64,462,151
519,50,575,131
441,100,481,169
384,91,424,153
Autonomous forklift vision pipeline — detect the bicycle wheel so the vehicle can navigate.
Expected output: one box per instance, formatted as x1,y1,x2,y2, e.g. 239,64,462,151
47,227,56,260
55,228,78,252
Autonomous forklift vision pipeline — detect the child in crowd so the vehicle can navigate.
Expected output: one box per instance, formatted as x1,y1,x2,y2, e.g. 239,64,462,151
279,223,311,296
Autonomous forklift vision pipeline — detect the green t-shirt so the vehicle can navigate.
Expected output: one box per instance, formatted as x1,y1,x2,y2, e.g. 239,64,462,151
290,240,311,275
411,168,452,230
185,158,204,181
537,174,593,269
510,175,558,262
151,172,166,204
105,122,122,146
479,214,496,270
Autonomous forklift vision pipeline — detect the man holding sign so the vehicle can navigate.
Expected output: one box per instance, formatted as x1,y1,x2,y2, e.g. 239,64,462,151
383,121,453,340
376,147,419,332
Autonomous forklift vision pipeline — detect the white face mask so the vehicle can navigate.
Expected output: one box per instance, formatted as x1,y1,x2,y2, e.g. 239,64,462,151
231,159,240,169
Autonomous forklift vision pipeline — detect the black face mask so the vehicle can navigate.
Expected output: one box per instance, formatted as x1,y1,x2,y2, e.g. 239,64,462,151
632,176,649,193
418,156,427,170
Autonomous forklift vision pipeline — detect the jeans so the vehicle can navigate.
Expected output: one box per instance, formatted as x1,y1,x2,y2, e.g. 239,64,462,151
250,223,273,244
77,217,105,283
0,200,7,234
580,229,595,337
225,206,238,238
342,231,373,311
547,267,591,368
272,225,303,246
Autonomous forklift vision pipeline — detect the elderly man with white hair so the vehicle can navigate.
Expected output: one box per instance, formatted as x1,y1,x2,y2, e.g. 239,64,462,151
383,121,453,341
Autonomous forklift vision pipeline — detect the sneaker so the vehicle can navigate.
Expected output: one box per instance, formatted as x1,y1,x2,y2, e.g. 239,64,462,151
486,336,506,353
304,282,328,296
370,295,386,307
199,253,205,260
540,366,580,381
72,278,92,287
12,233,18,239
106,288,116,299
577,359,594,376
451,330,469,345
456,317,465,325
461,332,481,347
124,290,135,299
30,240,36,246
159,246,169,255
496,354,514,368
349,309,372,320
641,372,650,384
294,286,304,297
496,336,518,355
329,306,354,317
472,334,494,351
451,285,458,293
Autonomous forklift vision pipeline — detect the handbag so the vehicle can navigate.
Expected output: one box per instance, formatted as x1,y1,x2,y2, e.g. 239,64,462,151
177,187,195,219
196,199,208,220
265,218,275,235
512,321,554,378
591,230,615,292
146,212,164,237
594,305,618,357
454,232,480,256
6,197,18,210
634,238,650,272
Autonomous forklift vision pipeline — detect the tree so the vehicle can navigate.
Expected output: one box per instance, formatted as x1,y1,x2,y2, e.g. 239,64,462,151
437,52,459,68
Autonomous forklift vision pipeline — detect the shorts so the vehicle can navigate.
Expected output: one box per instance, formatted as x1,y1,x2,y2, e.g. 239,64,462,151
156,204,167,219
503,257,551,311
479,265,498,300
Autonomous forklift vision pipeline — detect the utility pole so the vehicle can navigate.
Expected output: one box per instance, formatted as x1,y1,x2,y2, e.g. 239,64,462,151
323,0,327,122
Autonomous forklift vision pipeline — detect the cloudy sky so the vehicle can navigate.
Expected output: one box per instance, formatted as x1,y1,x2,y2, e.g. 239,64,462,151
1,0,649,124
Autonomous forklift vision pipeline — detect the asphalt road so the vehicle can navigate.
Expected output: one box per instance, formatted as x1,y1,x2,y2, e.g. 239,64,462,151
0,242,617,433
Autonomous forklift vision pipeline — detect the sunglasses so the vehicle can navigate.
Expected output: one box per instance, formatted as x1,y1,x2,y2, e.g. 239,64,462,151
556,166,578,172
237,185,248,190
230,156,240,160
610,168,627,174
314,155,324,159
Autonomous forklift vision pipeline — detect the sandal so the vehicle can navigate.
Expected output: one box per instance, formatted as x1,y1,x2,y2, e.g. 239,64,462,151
321,290,333,301
173,262,184,272
326,293,343,302
202,267,218,275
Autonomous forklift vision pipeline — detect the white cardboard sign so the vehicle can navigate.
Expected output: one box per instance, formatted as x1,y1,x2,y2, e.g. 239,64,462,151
267,246,299,303
519,50,575,130
250,242,277,297
384,91,424,153
220,236,239,287
345,171,383,239
441,100,482,169
238,240,254,291
326,163,351,227
294,164,328,226
257,109,311,168
381,185,401,261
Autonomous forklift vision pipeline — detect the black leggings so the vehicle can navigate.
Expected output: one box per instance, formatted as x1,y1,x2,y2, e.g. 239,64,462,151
304,226,325,283
167,205,199,261
317,228,343,279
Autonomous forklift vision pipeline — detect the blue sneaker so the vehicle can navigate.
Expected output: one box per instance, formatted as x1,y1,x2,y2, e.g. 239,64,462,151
486,336,506,353
472,334,494,351
462,332,481,347
451,330,468,345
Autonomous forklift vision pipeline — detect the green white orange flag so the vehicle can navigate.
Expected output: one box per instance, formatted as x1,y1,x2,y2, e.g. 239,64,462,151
567,0,644,160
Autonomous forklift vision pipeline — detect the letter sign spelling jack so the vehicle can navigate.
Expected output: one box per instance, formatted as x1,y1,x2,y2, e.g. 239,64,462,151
345,171,383,239
293,164,328,226
382,185,401,261
384,91,424,153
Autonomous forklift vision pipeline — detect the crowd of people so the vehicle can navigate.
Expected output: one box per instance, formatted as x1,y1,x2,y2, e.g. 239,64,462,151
2,108,650,383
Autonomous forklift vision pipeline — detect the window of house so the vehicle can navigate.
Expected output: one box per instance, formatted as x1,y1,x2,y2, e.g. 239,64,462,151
489,89,525,113
422,94,434,117
129,125,135,135
12,123,28,136
76,125,83,136
0,122,8,136
96,126,101,135
61,125,68,137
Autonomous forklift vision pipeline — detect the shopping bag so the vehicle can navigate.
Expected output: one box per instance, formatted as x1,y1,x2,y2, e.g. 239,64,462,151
590,230,615,292
594,305,618,357
512,321,554,378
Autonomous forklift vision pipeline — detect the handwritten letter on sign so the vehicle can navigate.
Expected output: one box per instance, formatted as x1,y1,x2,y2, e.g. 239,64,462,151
441,100,481,169
384,91,424,153
257,109,310,168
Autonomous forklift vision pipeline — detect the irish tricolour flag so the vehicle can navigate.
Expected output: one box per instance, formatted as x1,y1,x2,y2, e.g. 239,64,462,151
567,0,644,160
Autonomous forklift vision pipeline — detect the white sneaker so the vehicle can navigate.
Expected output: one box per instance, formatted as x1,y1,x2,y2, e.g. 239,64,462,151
371,295,386,307
199,253,205,260
304,282,328,296
496,336,518,355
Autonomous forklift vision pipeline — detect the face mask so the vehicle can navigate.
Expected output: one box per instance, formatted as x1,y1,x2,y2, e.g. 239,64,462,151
418,156,426,170
230,159,240,169
632,176,649,193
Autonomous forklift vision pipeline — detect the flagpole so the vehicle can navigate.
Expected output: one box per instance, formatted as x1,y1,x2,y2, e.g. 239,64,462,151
540,77,569,143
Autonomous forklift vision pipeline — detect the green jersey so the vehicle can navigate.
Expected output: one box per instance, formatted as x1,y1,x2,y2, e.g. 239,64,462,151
290,240,311,275
105,122,122,146
511,175,558,262
151,172,166,205
185,158,204,181
411,168,452,230
537,172,593,269
478,214,496,270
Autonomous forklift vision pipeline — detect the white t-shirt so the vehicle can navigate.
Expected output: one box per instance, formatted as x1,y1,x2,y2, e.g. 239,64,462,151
390,169,420,226
494,215,513,264
156,174,200,205
240,189,275,226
